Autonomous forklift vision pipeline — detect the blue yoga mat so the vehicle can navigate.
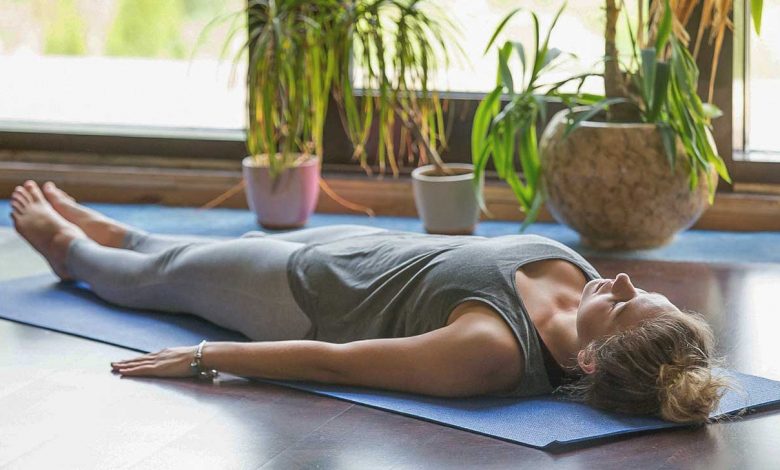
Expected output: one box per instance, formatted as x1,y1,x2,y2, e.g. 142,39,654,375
2,273,780,450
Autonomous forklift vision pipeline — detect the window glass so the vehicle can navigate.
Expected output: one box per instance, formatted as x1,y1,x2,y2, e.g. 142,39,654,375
430,0,612,94
747,0,780,158
0,0,245,133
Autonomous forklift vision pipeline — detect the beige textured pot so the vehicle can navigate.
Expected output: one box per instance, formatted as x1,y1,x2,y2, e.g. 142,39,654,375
412,163,483,235
539,109,718,250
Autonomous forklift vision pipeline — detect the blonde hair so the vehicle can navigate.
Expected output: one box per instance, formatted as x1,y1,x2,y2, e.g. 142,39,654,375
559,309,728,423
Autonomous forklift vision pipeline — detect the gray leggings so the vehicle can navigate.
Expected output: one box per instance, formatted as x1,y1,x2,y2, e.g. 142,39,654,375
64,224,390,341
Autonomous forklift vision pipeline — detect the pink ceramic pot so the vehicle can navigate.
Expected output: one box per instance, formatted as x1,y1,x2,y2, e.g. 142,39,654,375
242,154,320,229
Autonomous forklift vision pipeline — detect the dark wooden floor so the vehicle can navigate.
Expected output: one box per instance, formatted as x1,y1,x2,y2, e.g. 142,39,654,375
3,256,780,469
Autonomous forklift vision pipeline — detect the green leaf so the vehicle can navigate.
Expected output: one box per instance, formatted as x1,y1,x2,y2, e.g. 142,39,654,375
752,0,763,35
640,48,657,109
655,0,673,54
564,98,625,138
658,122,677,174
648,61,670,122
519,189,544,233
711,153,732,184
485,8,522,54
511,41,527,83
702,103,723,119
498,42,514,93
471,86,502,166
540,47,562,71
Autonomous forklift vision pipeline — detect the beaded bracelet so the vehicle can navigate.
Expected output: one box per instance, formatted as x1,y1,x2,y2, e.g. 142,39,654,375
190,340,219,380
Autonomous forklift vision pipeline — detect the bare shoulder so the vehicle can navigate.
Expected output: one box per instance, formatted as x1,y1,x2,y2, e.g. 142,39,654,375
446,300,524,393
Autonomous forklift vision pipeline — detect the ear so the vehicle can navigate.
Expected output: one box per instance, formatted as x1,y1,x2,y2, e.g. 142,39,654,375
577,349,597,375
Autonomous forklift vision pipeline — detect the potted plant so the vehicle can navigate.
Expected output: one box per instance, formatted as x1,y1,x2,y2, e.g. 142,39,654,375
474,0,763,249
209,0,335,229
210,0,460,229
471,5,598,232
328,1,470,234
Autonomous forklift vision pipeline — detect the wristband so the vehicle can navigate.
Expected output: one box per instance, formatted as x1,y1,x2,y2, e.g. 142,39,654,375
190,340,219,380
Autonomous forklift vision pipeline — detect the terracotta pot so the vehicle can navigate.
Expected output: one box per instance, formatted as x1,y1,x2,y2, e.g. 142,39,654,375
242,154,320,229
539,109,718,250
412,163,483,235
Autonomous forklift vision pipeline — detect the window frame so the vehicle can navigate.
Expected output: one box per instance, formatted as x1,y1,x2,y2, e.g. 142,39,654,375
731,0,780,185
0,2,777,188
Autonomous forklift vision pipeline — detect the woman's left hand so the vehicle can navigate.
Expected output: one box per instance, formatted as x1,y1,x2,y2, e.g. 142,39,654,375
111,346,197,378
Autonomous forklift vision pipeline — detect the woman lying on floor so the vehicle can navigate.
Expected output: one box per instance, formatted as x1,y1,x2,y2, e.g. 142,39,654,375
10,180,726,424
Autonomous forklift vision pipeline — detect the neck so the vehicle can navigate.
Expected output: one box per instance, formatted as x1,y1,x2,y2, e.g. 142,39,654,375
534,299,583,370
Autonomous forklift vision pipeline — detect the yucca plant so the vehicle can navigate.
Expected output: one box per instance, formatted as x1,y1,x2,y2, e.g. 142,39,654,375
595,0,764,201
471,4,600,231
474,0,763,231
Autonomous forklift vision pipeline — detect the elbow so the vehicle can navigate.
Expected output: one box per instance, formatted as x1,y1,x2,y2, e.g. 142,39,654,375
317,342,353,384
301,342,344,384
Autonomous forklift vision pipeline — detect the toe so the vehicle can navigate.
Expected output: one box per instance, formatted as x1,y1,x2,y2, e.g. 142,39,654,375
13,186,31,204
10,199,24,213
42,181,61,203
11,192,27,206
24,181,45,202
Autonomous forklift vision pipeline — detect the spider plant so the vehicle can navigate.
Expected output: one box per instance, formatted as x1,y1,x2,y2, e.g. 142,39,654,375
333,0,459,177
241,0,338,184
210,0,457,185
471,4,600,231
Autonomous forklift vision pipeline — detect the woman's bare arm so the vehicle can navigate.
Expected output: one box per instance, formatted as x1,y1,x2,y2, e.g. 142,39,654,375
204,311,523,396
112,310,523,397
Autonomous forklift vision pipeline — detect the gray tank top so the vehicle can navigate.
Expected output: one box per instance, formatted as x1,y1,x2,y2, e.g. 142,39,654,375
286,231,602,397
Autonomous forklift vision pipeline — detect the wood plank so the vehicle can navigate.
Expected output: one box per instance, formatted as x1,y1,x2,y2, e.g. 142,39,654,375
2,257,780,468
2,159,780,231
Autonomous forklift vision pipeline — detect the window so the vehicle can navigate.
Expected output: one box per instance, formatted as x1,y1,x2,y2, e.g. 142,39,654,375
1,0,778,188
0,0,245,137
737,0,780,161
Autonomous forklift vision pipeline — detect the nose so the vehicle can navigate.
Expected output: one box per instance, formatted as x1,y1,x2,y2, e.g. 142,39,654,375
611,273,637,300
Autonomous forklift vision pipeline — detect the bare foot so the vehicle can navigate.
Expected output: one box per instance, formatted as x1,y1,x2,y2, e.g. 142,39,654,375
10,181,88,280
42,181,128,248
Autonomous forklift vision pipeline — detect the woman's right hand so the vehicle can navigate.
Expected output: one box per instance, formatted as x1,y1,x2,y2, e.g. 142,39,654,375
111,346,197,378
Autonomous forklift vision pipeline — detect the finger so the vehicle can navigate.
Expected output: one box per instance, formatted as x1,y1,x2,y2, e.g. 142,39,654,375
111,358,158,369
116,364,158,377
113,351,159,363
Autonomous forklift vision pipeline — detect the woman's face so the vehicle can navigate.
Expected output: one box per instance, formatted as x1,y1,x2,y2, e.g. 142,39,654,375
576,272,677,347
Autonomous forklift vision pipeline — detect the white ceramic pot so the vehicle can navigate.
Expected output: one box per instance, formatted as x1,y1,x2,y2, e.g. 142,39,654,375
411,163,483,235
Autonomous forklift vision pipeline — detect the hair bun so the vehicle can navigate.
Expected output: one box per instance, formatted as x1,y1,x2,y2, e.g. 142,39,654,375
657,363,725,423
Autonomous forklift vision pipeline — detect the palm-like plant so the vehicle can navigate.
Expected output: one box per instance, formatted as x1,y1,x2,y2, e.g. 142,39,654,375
241,1,339,183
198,0,457,215
213,0,456,185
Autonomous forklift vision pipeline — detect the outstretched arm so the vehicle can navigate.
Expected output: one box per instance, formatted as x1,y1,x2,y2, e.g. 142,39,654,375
111,311,523,397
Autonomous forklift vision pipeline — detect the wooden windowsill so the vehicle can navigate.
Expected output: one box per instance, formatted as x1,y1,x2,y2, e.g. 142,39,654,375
1,152,780,232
